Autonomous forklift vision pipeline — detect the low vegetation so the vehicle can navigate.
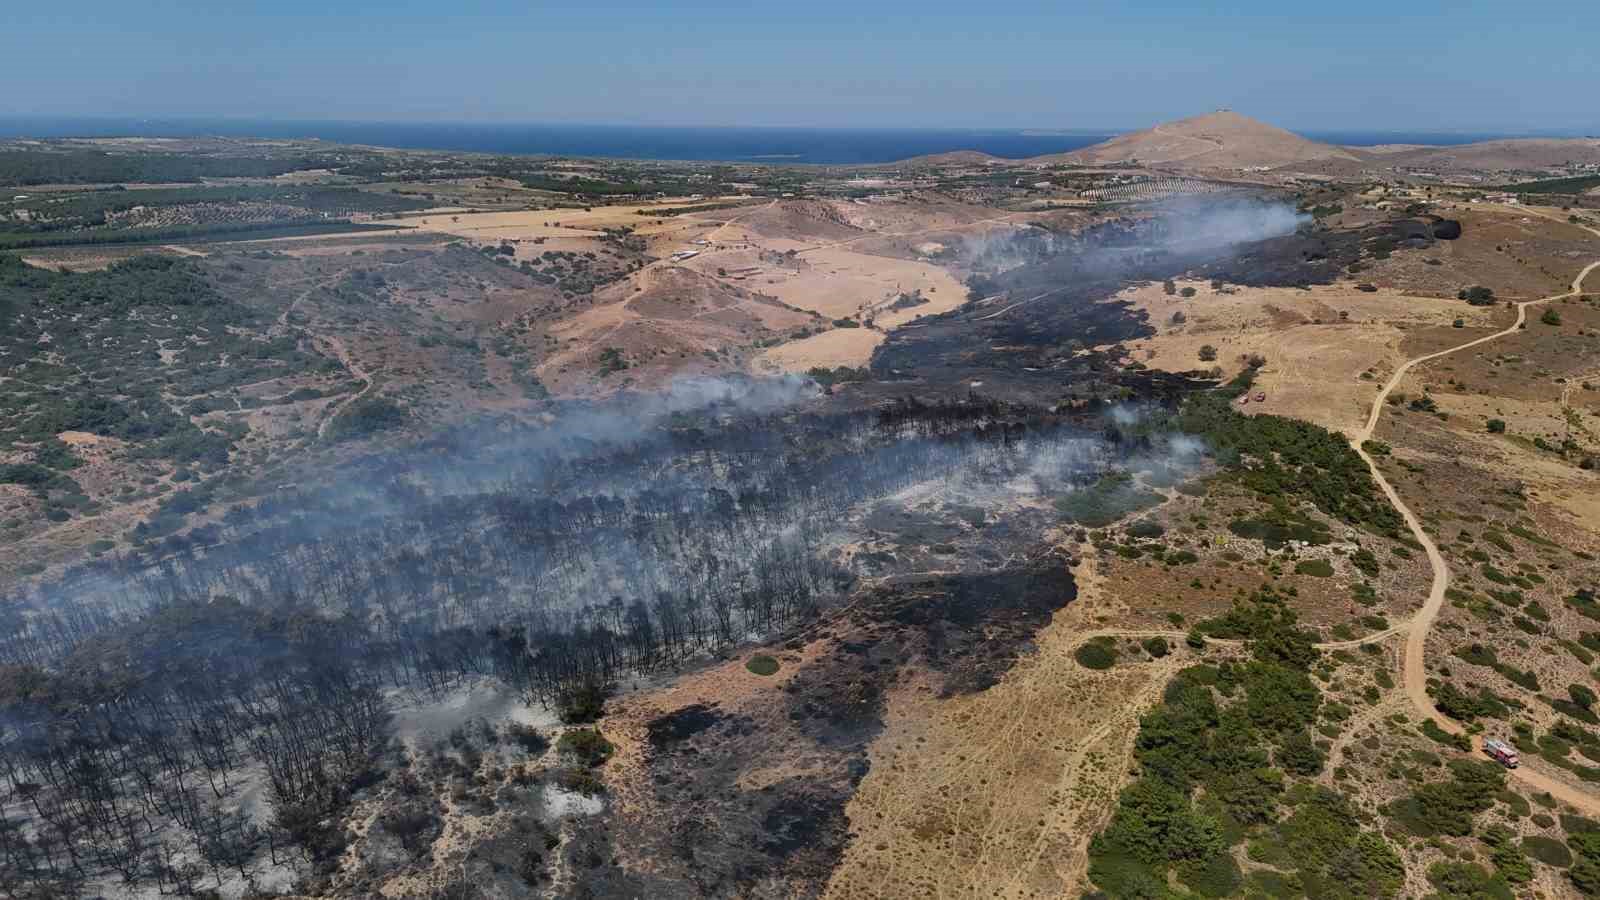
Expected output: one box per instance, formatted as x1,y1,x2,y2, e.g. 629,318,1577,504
1174,372,1402,537
1091,588,1405,898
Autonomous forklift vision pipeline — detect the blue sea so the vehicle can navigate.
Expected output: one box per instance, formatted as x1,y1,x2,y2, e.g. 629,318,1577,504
0,117,1566,165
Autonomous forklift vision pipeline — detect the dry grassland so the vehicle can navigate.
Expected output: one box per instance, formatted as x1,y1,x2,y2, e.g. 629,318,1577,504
386,197,755,242
823,557,1178,900
754,328,887,372
1112,278,1496,434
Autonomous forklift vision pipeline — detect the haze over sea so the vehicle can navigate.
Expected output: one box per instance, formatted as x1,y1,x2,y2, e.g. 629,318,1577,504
0,118,1555,166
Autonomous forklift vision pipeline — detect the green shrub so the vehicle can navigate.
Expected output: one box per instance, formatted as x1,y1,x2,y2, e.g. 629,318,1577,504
1076,641,1118,670
1390,759,1505,838
1498,790,1531,817
1573,684,1598,711
1453,644,1498,667
1424,860,1512,899
1433,681,1512,721
1421,719,1471,750
556,728,615,767
1350,547,1379,577
1276,729,1325,776
1550,698,1600,725
1228,516,1332,548
746,654,780,676
555,766,607,796
1246,869,1301,897
1490,838,1535,884
1571,590,1600,622
555,682,609,725
1126,519,1165,539
1055,473,1163,527
1142,636,1170,659
1295,559,1334,577
1573,856,1600,896
326,396,406,441
1176,380,1402,536
1523,835,1573,867
1177,850,1242,898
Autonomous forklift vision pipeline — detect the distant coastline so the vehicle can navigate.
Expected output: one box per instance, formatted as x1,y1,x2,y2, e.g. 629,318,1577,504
0,117,1574,165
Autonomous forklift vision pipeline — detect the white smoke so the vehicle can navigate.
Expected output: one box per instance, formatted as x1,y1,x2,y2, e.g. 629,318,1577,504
655,373,821,414
1155,196,1309,252
1169,434,1206,459
1107,404,1144,427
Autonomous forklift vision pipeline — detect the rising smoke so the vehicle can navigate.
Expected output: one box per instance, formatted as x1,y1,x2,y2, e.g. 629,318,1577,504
961,195,1308,279
0,190,1296,892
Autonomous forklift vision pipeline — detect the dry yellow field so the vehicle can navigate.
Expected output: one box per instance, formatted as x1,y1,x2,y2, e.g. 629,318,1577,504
689,243,965,321
385,197,754,241
1112,279,1497,434
823,558,1175,900
752,327,886,373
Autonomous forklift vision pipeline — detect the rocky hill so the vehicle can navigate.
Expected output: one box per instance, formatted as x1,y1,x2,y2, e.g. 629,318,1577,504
1037,110,1360,170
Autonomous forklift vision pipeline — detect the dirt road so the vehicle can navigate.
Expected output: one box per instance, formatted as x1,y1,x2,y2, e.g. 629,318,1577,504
1063,221,1600,811
1353,244,1600,812
312,332,374,439
273,285,377,440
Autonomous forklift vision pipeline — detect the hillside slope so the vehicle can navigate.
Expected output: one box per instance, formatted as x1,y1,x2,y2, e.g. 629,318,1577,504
1038,110,1359,169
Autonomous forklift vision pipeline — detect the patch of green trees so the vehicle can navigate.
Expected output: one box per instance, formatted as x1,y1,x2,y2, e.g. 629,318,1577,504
1090,588,1404,897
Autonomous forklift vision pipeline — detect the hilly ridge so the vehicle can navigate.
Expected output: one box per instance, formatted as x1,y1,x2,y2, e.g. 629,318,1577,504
891,111,1600,177
1041,110,1361,169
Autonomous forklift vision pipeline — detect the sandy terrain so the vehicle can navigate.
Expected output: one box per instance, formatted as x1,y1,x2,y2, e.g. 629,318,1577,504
703,244,965,321
823,557,1184,899
1111,279,1497,434
753,327,886,373
536,265,815,392
718,243,965,373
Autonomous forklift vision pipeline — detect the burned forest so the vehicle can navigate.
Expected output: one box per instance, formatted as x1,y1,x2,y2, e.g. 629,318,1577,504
0,377,1203,893
0,193,1386,897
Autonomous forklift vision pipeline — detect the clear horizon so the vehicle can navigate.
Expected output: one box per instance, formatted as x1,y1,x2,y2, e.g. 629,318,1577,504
0,115,1588,142
2,116,1582,168
3,2,1595,134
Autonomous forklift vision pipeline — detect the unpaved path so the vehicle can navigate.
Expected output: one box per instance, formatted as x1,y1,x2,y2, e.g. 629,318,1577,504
312,332,375,439
1065,212,1600,811
1353,237,1600,811
273,285,377,440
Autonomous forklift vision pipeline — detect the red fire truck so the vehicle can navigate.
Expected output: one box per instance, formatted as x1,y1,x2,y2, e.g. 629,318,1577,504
1483,738,1520,768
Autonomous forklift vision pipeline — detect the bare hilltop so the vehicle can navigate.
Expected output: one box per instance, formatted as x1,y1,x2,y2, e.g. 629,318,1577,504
1041,109,1361,169
894,110,1600,182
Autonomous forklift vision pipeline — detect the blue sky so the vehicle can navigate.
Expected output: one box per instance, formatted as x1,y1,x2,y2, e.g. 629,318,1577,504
3,1,1594,132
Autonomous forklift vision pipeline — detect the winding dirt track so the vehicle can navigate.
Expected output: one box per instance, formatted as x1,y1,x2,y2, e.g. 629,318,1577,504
1064,210,1600,812
1354,240,1600,811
